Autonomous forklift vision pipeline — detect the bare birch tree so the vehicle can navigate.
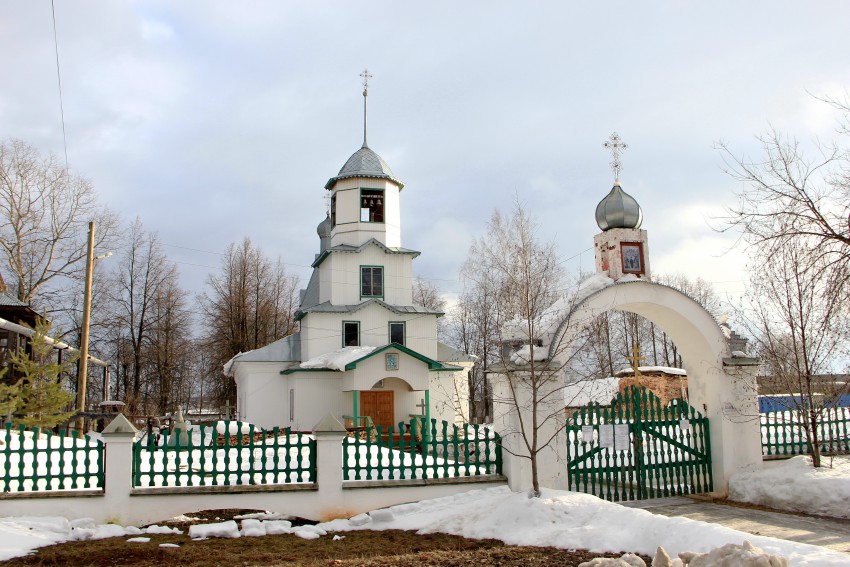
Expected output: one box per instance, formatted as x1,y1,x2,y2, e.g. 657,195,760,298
466,202,570,496
0,139,118,311
721,97,850,467
111,219,175,413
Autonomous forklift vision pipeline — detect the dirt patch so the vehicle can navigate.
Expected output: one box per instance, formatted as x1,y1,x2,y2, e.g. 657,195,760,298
2,529,650,567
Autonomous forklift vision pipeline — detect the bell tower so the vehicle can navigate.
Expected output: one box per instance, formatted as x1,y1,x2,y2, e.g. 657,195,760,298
593,133,651,280
324,69,404,249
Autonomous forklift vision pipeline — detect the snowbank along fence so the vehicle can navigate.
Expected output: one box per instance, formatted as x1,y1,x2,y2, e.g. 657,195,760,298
343,418,501,481
0,415,505,525
761,406,850,458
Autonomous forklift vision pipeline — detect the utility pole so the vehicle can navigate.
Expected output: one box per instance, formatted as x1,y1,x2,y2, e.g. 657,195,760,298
76,221,95,432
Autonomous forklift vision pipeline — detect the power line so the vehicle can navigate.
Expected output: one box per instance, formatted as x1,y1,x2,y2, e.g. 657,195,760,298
50,0,69,175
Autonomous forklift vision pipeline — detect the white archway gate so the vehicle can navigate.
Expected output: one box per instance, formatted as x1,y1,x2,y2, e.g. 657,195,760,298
490,280,762,497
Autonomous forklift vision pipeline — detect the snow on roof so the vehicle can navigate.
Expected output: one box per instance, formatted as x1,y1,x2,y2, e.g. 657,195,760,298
616,366,687,377
300,345,377,371
564,377,620,407
223,333,301,376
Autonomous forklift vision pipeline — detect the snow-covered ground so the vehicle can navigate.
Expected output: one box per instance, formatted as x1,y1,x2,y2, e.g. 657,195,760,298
730,455,850,519
3,456,849,564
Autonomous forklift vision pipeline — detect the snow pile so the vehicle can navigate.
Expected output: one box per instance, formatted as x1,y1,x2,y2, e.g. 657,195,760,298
126,537,150,543
565,377,620,407
0,517,71,561
214,420,251,435
616,366,687,376
240,519,265,537
188,520,240,539
144,525,182,535
318,487,848,565
729,455,850,518
510,344,550,364
581,541,788,566
300,345,376,371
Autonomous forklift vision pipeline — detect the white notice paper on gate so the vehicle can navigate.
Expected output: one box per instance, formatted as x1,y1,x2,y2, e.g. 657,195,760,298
614,424,630,451
581,426,594,442
679,419,692,432
598,425,614,448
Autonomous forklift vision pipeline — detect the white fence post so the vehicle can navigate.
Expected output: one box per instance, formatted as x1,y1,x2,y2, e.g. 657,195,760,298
100,414,138,524
312,413,349,520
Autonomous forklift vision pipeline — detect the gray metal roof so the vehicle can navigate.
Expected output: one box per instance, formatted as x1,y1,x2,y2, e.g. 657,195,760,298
312,238,421,268
437,341,478,363
299,268,321,312
299,298,444,318
223,333,302,375
0,291,28,307
324,146,404,190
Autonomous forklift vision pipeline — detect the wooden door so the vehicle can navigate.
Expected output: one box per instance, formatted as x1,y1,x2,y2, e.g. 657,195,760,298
360,391,394,430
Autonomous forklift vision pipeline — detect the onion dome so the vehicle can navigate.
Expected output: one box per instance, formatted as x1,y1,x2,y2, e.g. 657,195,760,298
324,145,404,190
595,183,643,231
317,214,332,252
317,214,332,239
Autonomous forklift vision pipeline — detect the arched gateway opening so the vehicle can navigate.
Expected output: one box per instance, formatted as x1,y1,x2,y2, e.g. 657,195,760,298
490,149,763,499
551,280,762,498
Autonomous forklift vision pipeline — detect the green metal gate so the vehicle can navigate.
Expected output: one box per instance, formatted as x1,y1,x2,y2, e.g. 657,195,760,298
566,385,712,502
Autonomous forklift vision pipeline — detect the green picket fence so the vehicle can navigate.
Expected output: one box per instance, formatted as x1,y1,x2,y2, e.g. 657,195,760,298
343,418,501,482
1,422,104,493
132,421,315,488
566,386,712,502
761,407,850,457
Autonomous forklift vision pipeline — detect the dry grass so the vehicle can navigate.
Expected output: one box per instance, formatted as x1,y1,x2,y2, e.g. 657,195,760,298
2,528,649,567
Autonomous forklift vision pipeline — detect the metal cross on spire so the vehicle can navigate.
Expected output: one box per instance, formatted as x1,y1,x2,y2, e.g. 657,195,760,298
360,68,372,148
603,132,628,183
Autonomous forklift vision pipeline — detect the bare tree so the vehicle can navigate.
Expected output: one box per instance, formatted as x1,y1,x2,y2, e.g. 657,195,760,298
719,98,850,303
199,238,299,409
0,139,118,312
111,219,175,414
736,239,849,467
467,202,570,496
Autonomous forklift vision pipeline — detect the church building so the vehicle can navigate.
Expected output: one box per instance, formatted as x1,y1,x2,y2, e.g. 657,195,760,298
225,75,474,432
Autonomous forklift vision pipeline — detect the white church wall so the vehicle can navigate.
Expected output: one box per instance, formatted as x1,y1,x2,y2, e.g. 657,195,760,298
233,363,290,430
327,247,412,306
300,306,437,362
428,365,473,425
291,373,347,432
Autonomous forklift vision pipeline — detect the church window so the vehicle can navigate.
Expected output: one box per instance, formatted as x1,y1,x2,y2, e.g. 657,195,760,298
360,189,384,223
360,266,383,298
343,321,360,346
389,322,405,346
331,194,337,227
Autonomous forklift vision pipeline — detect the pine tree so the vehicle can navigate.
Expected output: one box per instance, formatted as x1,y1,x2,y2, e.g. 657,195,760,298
0,367,19,422
10,320,77,430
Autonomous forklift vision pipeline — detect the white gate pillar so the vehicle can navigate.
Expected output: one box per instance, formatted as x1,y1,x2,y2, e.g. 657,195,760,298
489,370,568,493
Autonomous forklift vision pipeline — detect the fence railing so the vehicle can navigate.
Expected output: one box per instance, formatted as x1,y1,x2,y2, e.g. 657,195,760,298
761,407,850,457
343,418,501,482
1,422,104,493
132,421,315,488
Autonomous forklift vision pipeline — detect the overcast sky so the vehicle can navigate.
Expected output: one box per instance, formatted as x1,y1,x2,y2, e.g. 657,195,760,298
2,1,848,311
